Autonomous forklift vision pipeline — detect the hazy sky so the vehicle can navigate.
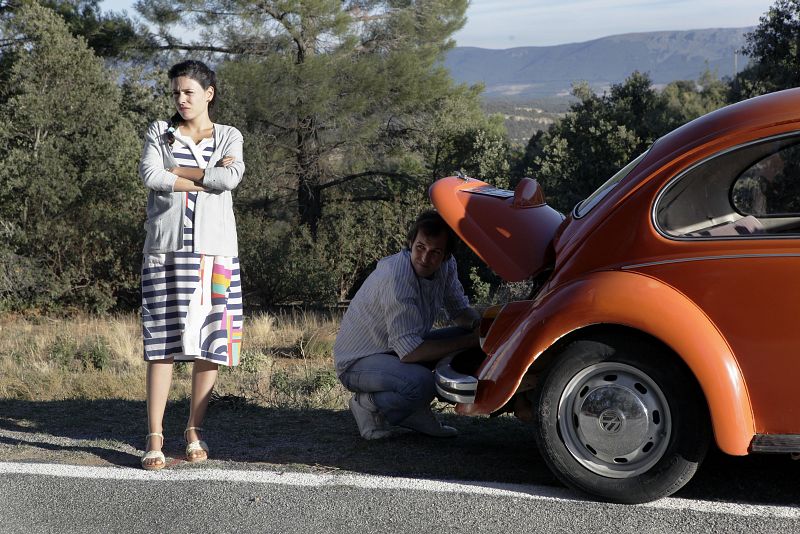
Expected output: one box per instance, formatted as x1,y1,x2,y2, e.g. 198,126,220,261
101,0,778,49
456,0,776,48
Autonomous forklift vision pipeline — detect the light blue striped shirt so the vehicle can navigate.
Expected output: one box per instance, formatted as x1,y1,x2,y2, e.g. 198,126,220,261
333,249,470,374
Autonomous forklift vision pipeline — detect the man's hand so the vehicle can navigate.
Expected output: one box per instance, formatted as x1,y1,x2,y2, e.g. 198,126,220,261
454,307,482,331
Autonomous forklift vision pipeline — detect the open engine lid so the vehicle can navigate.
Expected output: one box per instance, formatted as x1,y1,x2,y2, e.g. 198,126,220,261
429,176,565,282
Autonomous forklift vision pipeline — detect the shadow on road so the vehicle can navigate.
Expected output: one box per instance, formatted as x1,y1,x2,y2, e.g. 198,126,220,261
0,398,796,506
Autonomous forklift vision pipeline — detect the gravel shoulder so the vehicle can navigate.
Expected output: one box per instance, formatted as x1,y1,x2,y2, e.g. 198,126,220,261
0,398,552,483
1,398,798,507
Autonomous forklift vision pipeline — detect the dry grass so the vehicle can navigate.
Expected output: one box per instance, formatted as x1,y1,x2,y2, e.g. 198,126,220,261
0,311,348,409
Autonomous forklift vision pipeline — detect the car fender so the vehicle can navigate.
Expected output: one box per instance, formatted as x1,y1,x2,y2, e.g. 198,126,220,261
466,270,755,455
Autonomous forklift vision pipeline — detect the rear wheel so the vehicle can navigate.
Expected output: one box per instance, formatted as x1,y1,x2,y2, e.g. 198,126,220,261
532,336,709,503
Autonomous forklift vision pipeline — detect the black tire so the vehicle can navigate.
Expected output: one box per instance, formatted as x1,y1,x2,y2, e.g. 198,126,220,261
532,336,709,504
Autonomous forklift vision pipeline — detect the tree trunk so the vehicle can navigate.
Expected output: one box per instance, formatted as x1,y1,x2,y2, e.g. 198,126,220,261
297,180,322,236
295,116,323,235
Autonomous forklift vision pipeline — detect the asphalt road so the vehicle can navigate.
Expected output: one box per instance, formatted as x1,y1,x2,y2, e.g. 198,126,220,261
0,399,798,533
1,462,798,534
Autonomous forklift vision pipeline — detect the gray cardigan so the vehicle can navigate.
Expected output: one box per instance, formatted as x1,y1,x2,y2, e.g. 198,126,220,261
138,120,245,256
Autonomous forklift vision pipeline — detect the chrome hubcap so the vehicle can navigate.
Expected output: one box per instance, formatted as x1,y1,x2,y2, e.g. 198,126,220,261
557,362,671,478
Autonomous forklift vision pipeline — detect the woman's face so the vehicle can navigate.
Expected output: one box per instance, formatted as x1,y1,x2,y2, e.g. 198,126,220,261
171,76,213,122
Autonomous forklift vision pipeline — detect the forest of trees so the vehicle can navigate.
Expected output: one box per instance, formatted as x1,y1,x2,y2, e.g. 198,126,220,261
1,0,799,314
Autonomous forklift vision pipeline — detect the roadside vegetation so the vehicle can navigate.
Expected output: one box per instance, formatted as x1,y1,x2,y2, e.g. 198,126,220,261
0,312,348,408
1,1,800,402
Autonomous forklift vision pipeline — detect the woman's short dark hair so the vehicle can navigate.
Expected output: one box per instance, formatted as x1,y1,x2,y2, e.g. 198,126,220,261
406,210,457,256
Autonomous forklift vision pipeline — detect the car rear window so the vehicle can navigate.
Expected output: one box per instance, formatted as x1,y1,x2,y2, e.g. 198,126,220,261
574,151,649,218
655,134,800,238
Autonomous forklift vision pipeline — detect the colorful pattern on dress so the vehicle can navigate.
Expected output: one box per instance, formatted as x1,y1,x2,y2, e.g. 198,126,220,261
199,258,242,366
141,131,243,366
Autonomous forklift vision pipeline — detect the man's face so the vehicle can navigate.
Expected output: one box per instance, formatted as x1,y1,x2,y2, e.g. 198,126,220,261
409,230,448,278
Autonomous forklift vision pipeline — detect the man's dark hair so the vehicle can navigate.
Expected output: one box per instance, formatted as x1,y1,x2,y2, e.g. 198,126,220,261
406,210,457,256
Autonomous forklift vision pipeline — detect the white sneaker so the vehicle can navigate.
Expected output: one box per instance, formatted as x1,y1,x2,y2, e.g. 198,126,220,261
349,394,393,440
399,407,458,437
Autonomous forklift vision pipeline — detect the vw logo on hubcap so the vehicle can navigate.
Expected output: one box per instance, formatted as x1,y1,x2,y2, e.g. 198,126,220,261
598,410,624,433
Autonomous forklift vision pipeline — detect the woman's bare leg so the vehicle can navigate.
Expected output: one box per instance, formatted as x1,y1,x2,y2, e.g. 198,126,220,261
185,358,219,459
144,359,174,468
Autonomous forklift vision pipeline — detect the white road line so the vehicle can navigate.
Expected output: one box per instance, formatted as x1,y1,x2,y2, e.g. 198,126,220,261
1,462,798,519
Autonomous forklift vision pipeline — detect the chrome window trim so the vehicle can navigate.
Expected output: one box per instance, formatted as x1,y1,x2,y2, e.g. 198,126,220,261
622,253,800,270
660,234,799,242
652,131,800,241
574,151,650,219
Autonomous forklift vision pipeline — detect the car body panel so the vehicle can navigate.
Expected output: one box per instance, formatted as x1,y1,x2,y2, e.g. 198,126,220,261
430,176,565,281
552,93,800,276
459,270,754,455
431,88,800,459
630,255,800,433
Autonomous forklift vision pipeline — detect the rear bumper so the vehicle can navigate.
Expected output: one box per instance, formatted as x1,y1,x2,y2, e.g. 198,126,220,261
435,355,478,404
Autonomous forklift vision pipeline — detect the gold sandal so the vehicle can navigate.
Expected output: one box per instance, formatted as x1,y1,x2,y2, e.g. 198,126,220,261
184,427,209,462
141,432,166,471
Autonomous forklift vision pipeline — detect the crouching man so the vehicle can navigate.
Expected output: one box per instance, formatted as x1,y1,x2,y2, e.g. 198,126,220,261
333,210,481,439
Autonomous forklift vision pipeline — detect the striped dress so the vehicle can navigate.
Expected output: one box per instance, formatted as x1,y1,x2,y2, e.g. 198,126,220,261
141,132,243,366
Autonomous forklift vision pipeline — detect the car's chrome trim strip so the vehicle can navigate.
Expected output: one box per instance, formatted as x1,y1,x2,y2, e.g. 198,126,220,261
435,384,476,405
622,253,800,270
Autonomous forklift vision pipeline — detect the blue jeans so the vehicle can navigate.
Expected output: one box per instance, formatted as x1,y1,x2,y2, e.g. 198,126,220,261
338,327,469,425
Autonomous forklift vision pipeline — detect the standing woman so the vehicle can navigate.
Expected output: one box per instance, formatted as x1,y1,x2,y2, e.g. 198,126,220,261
138,60,244,470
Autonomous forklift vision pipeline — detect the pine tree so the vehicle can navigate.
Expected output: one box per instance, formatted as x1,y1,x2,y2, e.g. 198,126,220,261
0,2,144,311
136,0,472,233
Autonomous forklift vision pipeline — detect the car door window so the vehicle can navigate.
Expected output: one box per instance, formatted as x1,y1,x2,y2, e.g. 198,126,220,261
655,135,800,238
732,143,800,217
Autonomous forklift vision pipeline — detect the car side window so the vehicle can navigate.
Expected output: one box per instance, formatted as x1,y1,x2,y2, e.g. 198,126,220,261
732,144,800,217
655,135,800,238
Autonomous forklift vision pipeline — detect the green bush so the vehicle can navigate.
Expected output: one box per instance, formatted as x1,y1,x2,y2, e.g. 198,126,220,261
311,368,339,393
237,192,427,307
80,337,111,371
269,369,291,396
48,334,112,371
268,367,341,404
49,334,79,369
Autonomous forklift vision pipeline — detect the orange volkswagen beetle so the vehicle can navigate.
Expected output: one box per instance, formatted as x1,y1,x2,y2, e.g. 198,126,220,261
430,88,800,503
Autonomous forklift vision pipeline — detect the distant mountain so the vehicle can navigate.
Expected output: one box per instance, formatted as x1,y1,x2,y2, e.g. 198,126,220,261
445,28,752,100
